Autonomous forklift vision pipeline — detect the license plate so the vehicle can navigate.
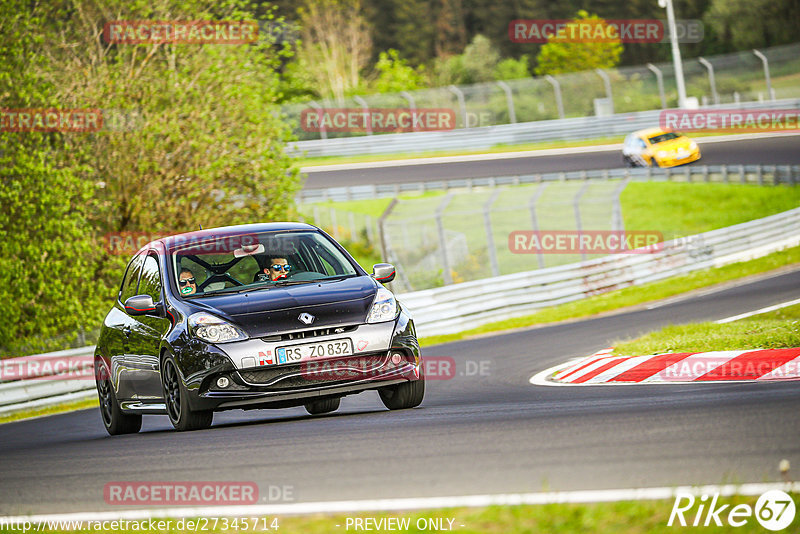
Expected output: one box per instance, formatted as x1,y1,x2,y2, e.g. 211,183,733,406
276,339,353,364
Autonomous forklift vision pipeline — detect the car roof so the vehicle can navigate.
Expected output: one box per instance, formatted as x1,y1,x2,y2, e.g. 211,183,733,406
146,222,319,253
633,127,678,138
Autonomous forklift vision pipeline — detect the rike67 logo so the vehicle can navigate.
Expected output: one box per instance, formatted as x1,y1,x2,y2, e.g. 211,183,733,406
668,490,796,530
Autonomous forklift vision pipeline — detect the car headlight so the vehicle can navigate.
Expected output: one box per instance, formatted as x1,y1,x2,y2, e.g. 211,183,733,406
367,287,398,324
657,150,668,158
689,141,698,150
188,312,248,343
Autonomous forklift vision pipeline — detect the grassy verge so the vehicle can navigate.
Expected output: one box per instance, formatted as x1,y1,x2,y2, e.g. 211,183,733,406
295,135,626,167
23,494,796,533
0,396,98,425
418,245,800,347
613,304,800,356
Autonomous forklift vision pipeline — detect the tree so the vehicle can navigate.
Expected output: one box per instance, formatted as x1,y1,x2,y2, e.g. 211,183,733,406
534,10,624,76
371,49,426,93
1,0,301,355
705,0,800,50
297,0,372,101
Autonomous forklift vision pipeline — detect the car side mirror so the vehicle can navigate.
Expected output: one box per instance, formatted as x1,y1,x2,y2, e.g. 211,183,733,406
372,263,396,284
124,295,157,317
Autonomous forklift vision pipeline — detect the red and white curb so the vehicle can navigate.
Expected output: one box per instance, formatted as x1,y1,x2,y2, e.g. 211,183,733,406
532,347,800,386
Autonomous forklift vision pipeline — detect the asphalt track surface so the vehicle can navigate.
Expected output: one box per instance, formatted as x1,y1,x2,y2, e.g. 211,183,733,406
2,268,799,515
303,134,800,188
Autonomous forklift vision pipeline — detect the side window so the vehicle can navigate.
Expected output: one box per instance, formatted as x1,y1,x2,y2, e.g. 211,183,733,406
119,252,144,303
139,254,163,301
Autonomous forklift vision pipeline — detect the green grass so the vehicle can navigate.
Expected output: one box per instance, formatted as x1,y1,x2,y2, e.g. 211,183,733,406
0,396,98,425
622,182,800,239
295,135,627,167
419,244,800,346
16,494,795,533
613,304,800,356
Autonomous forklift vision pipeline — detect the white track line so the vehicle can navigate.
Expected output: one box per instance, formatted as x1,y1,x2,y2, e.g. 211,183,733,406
299,132,800,172
3,483,798,523
716,297,800,324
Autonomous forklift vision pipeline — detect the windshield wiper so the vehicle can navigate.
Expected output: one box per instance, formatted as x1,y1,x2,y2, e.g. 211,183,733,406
272,279,316,287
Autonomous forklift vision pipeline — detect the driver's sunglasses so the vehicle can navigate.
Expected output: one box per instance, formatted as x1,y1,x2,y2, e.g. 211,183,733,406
271,264,291,272
178,277,196,286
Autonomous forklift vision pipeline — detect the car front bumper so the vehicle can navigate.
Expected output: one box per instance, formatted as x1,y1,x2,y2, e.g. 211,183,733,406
173,311,421,412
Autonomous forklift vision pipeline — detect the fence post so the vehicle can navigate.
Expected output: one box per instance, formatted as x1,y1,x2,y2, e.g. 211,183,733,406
377,199,398,263
595,69,614,113
573,182,590,261
697,57,719,105
611,178,629,232
753,50,775,101
496,81,516,124
330,207,340,240
544,75,565,120
365,215,375,246
483,189,502,277
353,95,372,135
435,193,455,285
447,85,467,129
529,183,548,269
309,101,327,140
647,63,667,109
400,91,418,132
348,211,357,239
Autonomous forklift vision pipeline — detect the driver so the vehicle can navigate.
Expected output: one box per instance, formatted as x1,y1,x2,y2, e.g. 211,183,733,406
256,256,291,282
178,268,197,295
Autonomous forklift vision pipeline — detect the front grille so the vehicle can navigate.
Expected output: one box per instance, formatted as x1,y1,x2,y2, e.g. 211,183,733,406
261,325,358,342
236,354,399,389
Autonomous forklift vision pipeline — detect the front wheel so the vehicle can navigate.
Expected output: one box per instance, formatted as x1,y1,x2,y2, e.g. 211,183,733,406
161,355,213,431
95,361,141,436
379,367,425,410
304,397,340,415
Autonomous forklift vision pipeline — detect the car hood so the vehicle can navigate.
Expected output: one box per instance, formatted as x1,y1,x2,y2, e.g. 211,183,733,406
186,277,378,337
652,138,692,152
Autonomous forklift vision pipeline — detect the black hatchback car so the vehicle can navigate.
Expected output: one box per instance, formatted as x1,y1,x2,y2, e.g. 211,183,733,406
94,223,424,434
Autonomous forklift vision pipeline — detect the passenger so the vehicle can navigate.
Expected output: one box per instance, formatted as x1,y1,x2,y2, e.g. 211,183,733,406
178,268,197,295
256,257,292,282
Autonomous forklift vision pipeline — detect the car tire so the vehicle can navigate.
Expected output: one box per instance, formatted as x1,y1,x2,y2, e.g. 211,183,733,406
651,158,661,168
95,360,142,436
379,366,425,410
623,156,634,168
304,397,341,415
161,355,213,432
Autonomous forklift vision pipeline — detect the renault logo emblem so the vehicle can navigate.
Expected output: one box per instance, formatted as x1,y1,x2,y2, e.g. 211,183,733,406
298,313,315,325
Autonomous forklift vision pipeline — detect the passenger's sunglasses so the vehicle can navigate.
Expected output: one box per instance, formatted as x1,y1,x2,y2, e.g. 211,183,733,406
178,277,196,286
271,264,291,272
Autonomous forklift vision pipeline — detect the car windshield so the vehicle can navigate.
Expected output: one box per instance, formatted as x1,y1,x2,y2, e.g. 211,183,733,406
168,230,359,298
647,132,682,144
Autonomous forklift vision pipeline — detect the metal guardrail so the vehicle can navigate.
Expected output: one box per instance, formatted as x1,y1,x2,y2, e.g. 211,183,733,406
3,206,799,416
288,98,800,158
297,164,800,203
0,347,95,416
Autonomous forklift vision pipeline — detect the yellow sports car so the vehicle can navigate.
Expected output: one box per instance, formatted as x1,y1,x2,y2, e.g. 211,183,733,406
622,128,701,168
